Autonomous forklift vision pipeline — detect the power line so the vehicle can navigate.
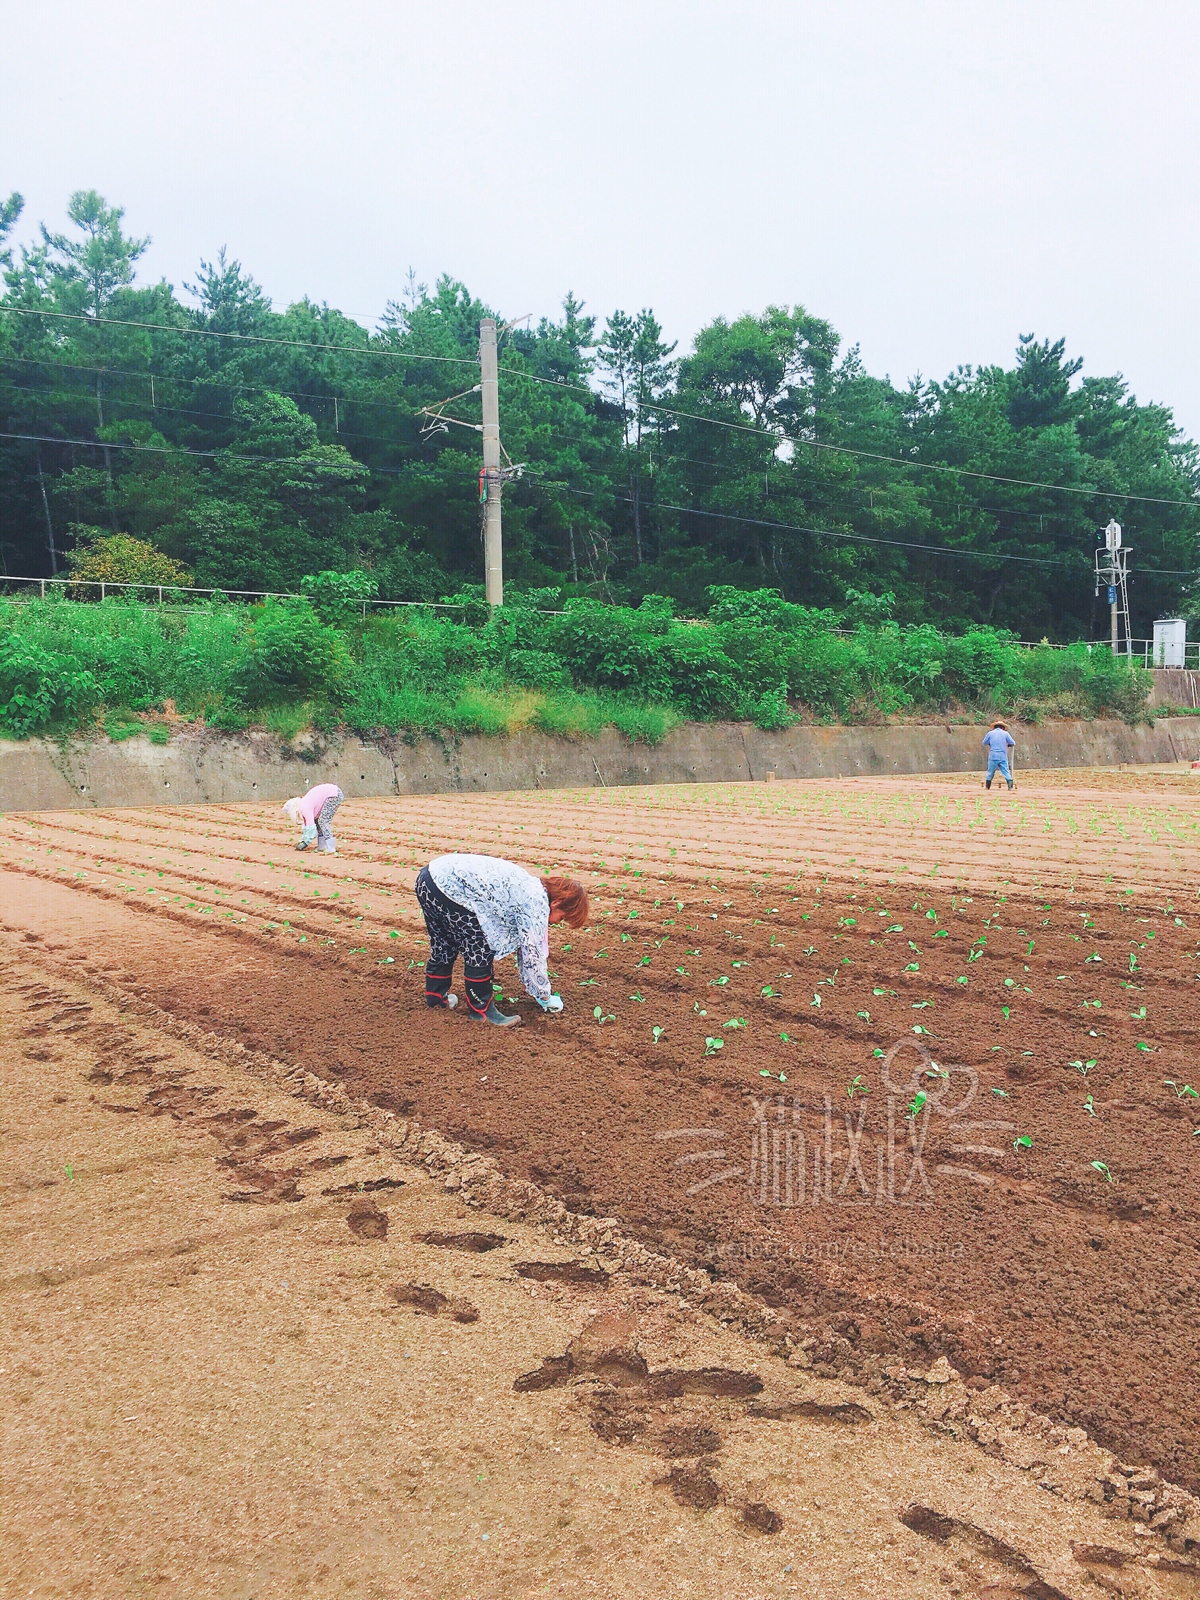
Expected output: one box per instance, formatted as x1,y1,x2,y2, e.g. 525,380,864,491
1,353,416,414
497,364,1200,511
0,430,413,475
6,323,1196,512
0,305,482,369
0,379,422,453
520,476,1199,574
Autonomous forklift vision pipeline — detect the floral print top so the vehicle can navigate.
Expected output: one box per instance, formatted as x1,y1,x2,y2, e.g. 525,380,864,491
428,854,552,1005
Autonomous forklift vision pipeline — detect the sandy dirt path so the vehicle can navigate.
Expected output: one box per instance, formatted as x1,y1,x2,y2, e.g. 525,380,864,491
5,942,1175,1600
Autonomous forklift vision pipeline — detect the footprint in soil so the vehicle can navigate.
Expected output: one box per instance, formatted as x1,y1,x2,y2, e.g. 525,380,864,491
900,1505,1071,1600
515,1261,610,1289
418,1230,506,1252
660,1463,721,1511
323,1177,405,1198
345,1197,389,1239
388,1283,479,1323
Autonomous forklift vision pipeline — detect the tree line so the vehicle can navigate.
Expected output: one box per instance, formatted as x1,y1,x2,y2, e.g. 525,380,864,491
2,189,1197,639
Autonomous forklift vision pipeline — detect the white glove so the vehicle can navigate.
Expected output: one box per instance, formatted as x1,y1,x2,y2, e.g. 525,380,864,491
545,994,564,1013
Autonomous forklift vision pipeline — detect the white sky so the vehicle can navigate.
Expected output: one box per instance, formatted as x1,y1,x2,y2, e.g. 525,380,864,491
5,0,1200,436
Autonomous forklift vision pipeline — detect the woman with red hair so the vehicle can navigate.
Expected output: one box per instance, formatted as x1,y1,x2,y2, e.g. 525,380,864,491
414,854,589,1026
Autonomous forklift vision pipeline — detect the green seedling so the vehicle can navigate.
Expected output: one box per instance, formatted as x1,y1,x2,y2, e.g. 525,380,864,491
1135,1042,1152,1052
857,1010,871,1022
779,1031,790,1043
760,985,776,997
1130,1006,1146,1019
710,975,729,986
630,991,644,1001
847,1074,868,1099
1071,1059,1097,1077
1013,1135,1032,1152
759,1068,787,1082
592,1006,615,1025
703,1037,724,1055
991,1088,1009,1098
1091,1160,1114,1183
810,992,821,1007
723,1017,747,1029
906,1090,927,1121
1164,1080,1200,1099
652,1026,666,1043
1084,1094,1095,1116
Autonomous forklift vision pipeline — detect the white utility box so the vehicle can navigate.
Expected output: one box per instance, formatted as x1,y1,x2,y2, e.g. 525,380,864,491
1153,617,1187,668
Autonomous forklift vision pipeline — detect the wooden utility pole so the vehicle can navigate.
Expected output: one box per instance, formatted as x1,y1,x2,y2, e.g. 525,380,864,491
479,317,503,606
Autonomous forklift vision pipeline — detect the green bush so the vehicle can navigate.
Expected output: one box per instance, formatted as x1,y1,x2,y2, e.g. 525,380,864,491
0,633,98,734
229,599,350,706
299,568,378,625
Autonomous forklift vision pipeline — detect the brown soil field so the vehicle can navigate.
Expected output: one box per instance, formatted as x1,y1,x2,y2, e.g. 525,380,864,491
9,945,1184,1600
2,771,1199,1520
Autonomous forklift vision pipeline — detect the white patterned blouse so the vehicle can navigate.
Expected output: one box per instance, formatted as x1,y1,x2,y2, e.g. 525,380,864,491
428,854,553,1006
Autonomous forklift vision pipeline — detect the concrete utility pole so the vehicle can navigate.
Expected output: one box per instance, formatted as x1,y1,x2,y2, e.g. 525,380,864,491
1094,519,1131,657
479,317,503,606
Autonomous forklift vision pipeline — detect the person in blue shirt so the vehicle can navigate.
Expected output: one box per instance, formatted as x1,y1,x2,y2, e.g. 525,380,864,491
982,720,1016,790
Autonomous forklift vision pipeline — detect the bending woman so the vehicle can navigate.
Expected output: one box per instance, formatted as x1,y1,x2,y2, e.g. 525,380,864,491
282,783,344,852
415,854,589,1026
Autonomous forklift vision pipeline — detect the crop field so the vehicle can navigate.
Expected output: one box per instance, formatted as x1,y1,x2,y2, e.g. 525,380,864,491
2,769,1199,1503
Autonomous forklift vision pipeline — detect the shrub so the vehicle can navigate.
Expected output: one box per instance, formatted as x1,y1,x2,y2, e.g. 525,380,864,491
228,600,350,706
66,529,193,591
299,568,378,625
0,634,98,735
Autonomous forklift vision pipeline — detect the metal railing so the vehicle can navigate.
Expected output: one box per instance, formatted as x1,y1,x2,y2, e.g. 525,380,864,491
1126,638,1200,671
0,572,471,614
1,574,1197,662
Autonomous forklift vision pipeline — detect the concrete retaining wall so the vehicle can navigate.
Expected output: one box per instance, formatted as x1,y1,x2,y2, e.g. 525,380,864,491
1150,668,1200,708
3,717,1200,812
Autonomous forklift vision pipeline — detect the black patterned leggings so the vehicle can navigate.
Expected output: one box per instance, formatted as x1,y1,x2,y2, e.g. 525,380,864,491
316,790,343,841
414,866,494,978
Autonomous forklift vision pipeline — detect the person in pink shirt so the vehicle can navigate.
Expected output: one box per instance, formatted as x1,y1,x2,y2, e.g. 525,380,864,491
282,783,343,853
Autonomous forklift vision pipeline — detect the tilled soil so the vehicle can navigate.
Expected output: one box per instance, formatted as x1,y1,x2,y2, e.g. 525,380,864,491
11,947,1166,1600
2,774,1199,1496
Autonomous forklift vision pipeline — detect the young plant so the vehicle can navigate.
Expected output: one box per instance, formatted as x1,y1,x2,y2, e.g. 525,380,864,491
593,1005,615,1025
703,1036,724,1055
652,1025,665,1043
847,1074,868,1100
1013,1134,1033,1153
1164,1079,1200,1100
1091,1160,1114,1183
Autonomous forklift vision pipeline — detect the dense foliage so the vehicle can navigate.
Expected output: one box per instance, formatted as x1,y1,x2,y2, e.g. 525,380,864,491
0,586,1151,743
3,191,1198,640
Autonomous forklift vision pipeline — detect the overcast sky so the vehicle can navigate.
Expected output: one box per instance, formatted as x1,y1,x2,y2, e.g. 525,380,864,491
6,0,1200,435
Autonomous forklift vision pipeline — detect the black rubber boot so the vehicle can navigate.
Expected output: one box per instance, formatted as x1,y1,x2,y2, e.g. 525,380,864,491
424,962,458,1009
464,970,521,1027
